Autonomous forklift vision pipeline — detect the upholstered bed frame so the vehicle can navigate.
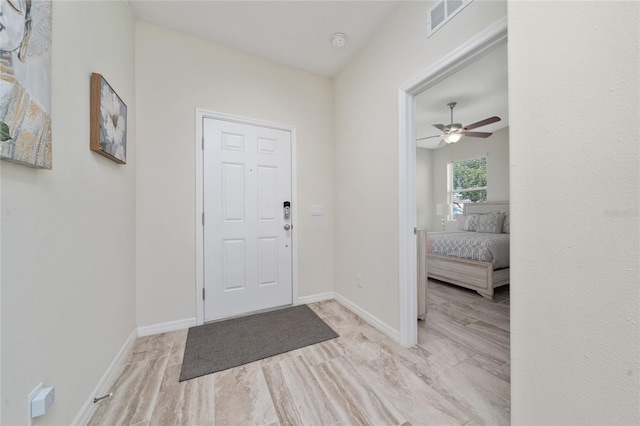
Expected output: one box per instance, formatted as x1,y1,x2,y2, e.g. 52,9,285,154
425,201,510,301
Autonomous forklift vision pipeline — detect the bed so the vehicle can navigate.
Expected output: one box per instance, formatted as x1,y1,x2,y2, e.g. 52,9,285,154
424,201,510,300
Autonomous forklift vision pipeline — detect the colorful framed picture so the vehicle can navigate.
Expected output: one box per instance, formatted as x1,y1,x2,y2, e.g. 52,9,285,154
90,73,127,164
0,0,53,169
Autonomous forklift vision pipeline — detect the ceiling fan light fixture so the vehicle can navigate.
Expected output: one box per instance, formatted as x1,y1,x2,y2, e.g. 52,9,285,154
425,102,500,148
443,133,463,144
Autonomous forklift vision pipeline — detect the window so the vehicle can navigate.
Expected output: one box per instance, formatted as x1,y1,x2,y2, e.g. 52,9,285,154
448,156,487,217
427,0,473,37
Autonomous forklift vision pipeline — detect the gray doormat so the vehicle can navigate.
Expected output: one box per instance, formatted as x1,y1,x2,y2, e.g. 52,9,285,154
179,304,338,381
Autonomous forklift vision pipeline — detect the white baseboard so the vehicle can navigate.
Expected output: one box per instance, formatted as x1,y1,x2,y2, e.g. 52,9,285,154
137,317,197,337
72,329,137,426
297,292,334,305
333,292,400,342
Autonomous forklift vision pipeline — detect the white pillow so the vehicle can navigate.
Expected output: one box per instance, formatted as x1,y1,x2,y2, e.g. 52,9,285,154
463,214,478,231
502,213,510,233
476,213,505,234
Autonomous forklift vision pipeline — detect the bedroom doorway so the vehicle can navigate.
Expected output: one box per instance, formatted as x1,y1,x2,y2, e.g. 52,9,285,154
397,18,507,346
399,19,511,420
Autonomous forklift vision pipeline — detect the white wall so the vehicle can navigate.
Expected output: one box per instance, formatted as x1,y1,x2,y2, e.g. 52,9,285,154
416,147,433,230
135,23,334,327
0,1,137,424
334,0,507,330
509,2,639,424
430,126,509,230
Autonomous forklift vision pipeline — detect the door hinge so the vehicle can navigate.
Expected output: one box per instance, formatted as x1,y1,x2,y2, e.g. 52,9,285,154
201,137,205,150
202,288,205,300
414,227,418,235
202,212,205,226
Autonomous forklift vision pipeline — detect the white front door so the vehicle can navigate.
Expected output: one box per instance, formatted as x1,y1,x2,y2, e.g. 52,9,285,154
203,118,292,321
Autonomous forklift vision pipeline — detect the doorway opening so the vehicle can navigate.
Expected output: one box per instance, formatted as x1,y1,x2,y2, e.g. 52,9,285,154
397,18,507,346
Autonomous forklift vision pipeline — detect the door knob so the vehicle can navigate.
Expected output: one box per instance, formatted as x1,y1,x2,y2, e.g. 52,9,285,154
284,224,291,231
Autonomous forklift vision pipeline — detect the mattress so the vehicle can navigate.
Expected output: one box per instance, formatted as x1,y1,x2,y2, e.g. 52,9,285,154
427,231,510,269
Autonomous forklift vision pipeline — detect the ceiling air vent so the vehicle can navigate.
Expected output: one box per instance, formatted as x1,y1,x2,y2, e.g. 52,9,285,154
427,0,473,37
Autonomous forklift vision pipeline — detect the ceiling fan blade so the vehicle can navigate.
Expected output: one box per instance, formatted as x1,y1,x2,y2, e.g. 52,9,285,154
436,140,447,149
416,135,443,141
432,124,448,132
463,131,492,138
464,116,501,130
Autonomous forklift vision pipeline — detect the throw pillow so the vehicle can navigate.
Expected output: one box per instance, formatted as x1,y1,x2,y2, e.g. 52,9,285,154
463,214,478,231
476,213,505,234
502,213,510,233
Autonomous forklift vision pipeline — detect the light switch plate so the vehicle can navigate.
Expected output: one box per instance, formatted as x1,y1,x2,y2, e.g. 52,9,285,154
311,204,324,216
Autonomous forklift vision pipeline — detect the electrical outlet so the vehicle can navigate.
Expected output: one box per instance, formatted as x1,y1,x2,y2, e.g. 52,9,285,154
27,383,43,426
31,387,55,418
356,274,363,288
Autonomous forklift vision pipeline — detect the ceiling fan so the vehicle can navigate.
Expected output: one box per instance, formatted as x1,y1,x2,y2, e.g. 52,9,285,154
417,102,501,148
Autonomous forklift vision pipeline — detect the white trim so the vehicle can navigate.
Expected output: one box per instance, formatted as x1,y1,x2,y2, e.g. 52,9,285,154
195,110,204,325
291,127,299,306
397,88,417,348
397,17,508,347
333,292,400,343
296,292,334,305
137,317,197,337
448,152,489,164
72,329,137,426
401,17,508,95
195,108,299,325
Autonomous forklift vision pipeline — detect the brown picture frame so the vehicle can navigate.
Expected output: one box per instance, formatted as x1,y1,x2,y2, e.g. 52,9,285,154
90,73,127,164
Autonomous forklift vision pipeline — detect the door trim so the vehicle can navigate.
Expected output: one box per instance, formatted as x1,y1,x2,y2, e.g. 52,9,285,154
195,108,298,325
397,17,507,346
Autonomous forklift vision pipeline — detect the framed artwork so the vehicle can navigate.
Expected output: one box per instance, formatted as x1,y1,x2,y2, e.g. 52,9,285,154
90,73,127,164
0,0,53,169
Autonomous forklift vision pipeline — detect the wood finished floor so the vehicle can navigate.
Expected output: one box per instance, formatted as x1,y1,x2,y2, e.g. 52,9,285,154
89,280,510,425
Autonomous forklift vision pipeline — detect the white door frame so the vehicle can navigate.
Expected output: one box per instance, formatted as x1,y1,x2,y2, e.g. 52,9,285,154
397,17,507,347
195,109,298,325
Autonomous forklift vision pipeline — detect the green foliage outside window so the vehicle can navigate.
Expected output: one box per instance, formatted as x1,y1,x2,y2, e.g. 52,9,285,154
452,157,487,203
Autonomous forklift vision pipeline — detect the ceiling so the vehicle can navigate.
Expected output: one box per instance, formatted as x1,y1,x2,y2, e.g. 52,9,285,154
128,1,507,143
415,43,509,149
128,1,401,77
